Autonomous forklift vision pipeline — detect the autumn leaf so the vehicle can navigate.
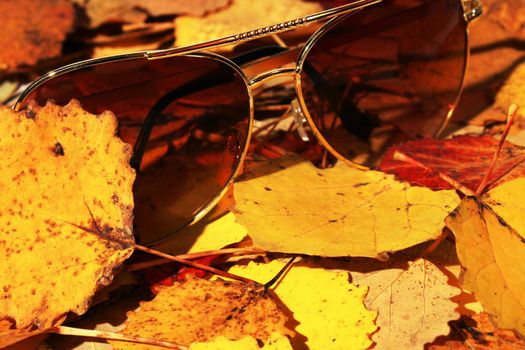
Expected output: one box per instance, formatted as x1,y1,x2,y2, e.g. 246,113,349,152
428,312,525,350
445,177,525,337
85,0,232,28
189,333,293,350
174,0,322,47
229,259,377,350
154,212,248,256
494,63,525,125
0,0,74,71
378,135,525,192
0,100,135,346
352,259,460,349
234,155,459,258
109,276,293,349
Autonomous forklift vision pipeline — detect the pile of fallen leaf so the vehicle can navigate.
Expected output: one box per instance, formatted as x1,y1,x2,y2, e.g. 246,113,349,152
2,0,525,349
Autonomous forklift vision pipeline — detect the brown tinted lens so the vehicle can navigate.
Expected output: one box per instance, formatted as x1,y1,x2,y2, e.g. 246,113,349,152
19,55,251,245
300,0,467,167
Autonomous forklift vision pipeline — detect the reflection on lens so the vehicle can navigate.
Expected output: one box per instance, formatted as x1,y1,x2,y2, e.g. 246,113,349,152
299,0,467,167
19,54,251,245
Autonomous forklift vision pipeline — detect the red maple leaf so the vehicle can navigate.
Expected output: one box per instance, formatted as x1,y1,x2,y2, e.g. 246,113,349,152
378,134,525,194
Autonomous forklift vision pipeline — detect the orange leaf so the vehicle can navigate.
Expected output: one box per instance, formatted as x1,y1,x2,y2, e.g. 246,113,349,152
0,0,74,71
110,276,293,349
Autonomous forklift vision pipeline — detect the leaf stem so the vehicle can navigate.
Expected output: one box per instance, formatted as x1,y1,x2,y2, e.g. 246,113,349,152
127,247,267,271
133,244,254,283
475,104,519,196
49,326,187,349
264,256,296,290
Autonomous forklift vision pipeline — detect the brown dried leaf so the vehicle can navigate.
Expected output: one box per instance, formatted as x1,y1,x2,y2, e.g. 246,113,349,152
110,276,293,349
353,259,460,349
0,101,135,346
85,0,232,27
429,313,525,350
0,0,74,71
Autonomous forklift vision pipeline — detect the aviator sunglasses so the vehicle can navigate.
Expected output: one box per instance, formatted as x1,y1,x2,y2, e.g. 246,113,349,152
15,0,483,245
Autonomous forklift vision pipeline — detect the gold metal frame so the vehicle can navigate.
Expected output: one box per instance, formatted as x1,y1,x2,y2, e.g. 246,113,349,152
15,0,483,241
293,0,475,167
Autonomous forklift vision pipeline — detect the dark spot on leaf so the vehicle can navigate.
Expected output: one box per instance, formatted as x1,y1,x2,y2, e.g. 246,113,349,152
52,142,64,156
353,182,368,188
264,187,272,191
29,319,41,331
25,109,36,119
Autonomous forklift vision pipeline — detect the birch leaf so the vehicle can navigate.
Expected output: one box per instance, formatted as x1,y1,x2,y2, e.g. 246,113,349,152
446,178,525,337
352,259,460,349
229,259,377,350
0,101,135,347
234,156,459,258
155,212,247,255
110,277,293,349
189,333,293,350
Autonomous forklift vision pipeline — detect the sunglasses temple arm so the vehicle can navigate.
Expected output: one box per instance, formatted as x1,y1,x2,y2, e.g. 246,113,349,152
146,0,382,60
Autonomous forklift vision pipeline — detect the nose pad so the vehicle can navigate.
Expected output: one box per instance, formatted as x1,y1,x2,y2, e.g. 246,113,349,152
290,99,310,142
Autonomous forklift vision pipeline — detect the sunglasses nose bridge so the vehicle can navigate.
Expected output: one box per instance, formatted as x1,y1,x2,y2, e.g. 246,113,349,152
290,99,311,142
248,67,296,89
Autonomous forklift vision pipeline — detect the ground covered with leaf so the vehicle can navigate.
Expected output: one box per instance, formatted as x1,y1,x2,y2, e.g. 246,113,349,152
1,0,525,349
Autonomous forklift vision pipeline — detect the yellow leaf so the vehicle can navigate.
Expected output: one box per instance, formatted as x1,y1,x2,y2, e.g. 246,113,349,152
189,333,292,350
110,276,293,349
446,180,525,337
174,0,322,47
0,101,135,346
155,212,247,255
234,156,460,258
229,259,377,350
352,259,460,349
482,177,525,234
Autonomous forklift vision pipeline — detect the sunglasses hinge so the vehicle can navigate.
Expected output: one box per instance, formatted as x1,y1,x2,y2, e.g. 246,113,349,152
462,0,483,23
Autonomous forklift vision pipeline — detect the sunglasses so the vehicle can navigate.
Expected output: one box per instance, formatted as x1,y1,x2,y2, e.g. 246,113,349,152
15,0,482,245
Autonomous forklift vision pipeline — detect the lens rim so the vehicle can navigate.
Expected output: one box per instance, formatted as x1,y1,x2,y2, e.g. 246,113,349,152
294,2,469,169
15,51,254,245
